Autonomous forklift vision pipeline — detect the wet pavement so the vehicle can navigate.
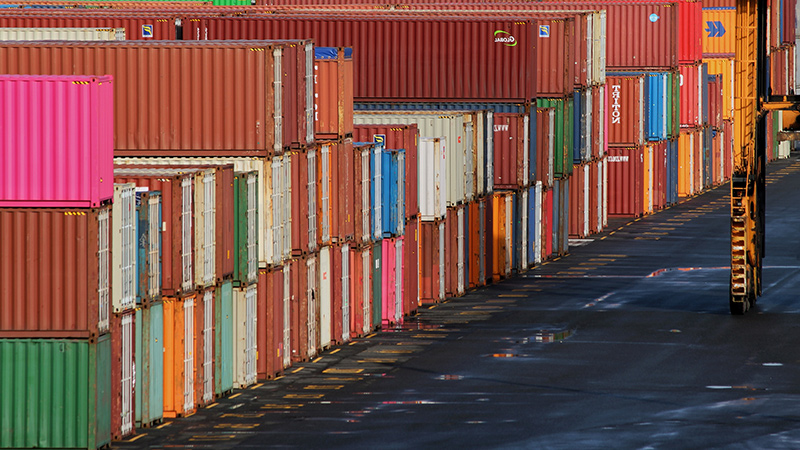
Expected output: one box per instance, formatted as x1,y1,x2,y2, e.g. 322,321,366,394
116,156,800,449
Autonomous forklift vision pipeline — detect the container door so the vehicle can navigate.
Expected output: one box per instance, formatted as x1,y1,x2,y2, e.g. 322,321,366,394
464,120,475,201
304,42,314,144
394,238,403,324
203,172,216,286
534,183,543,264
246,175,258,283
113,184,136,313
478,200,486,282
150,302,164,423
397,151,406,236
321,145,331,244
341,245,351,343
319,247,332,348
504,195,512,276
438,222,445,301
272,158,284,264
148,195,162,298
282,265,291,368
98,209,110,333
121,313,134,437
372,144,383,240
181,178,194,292
583,166,590,236
362,249,371,334
245,285,257,386
283,159,292,261
273,48,283,154
307,149,318,252
183,297,195,413
457,207,465,295
307,257,318,358
202,290,213,403
361,149,371,241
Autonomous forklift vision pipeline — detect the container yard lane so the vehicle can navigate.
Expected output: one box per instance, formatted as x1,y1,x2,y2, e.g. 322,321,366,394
116,156,800,449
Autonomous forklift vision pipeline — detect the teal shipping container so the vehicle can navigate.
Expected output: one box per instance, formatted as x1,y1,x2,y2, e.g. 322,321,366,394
135,301,164,428
0,336,111,450
214,281,234,397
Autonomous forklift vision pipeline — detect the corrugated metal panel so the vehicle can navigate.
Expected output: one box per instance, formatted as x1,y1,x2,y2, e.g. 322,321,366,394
0,27,123,40
702,7,735,56
608,146,644,217
0,336,111,450
493,112,528,189
419,220,444,304
214,281,233,396
607,75,645,146
0,206,110,339
417,137,447,221
314,47,354,139
679,0,703,63
0,75,113,208
0,14,177,39
233,171,259,286
0,41,311,156
113,184,136,314
679,63,702,126
403,218,419,315
134,301,164,429
257,267,285,380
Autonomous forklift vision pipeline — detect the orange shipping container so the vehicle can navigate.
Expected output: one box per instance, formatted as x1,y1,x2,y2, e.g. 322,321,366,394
314,47,354,140
491,191,513,282
162,294,197,419
702,7,735,57
678,128,701,197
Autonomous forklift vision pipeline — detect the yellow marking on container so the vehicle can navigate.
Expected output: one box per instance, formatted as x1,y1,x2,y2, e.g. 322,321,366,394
126,434,146,442
189,435,237,441
156,422,172,429
206,403,219,409
261,403,303,410
229,393,242,399
499,294,526,297
291,367,305,374
330,349,341,355
323,368,364,374
221,413,265,418
313,357,323,363
304,384,344,390
214,423,259,430
284,393,326,399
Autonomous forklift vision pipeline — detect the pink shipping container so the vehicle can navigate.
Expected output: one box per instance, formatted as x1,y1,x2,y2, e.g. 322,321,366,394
679,0,703,64
381,236,404,327
353,124,419,220
494,112,528,189
680,63,702,126
0,206,111,339
0,13,178,40
186,15,540,102
607,75,645,146
607,146,644,217
0,75,113,208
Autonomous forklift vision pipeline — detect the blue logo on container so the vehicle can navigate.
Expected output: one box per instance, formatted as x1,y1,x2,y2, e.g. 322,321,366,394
142,24,153,38
649,14,660,23
705,21,726,37
373,134,386,145
539,25,550,38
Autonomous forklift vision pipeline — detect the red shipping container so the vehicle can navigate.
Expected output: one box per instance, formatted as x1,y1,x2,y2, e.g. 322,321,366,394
652,141,669,210
708,74,723,129
381,237,402,327
607,75,645,146
569,163,588,238
314,47,354,140
0,40,310,156
770,47,789,96
680,63,702,126
291,149,311,256
679,0,703,64
784,0,797,44
536,107,556,188
289,255,310,364
494,112,528,189
607,146,644,217
187,15,539,102
339,138,356,243
353,124,420,220
0,206,111,339
0,13,178,39
403,217,420,316
419,220,444,304
257,268,284,380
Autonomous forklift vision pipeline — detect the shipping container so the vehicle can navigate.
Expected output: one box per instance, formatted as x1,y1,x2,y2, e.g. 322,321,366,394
114,168,197,296
651,141,669,211
306,254,320,357
289,148,311,255
0,206,110,339
381,237,404,327
537,97,574,178
680,63,703,126
722,120,733,180
769,46,791,96
338,139,356,243
257,267,285,380
329,244,345,345
707,74,723,129
606,74,645,146
608,146,644,217
592,84,608,159
0,336,111,450
403,217,420,316
352,142,372,245
233,171,259,287
134,300,163,429
110,311,135,440
678,127,698,196
340,245,352,342
418,137,448,221
214,281,233,397
702,6,735,57
494,112,529,189
444,205,466,297
552,177,570,256
680,0,703,63
162,293,196,418
526,183,543,266
318,141,340,245
0,75,113,208
319,246,333,348
542,186,553,259
419,220,445,304
112,183,136,314
0,26,124,40
194,288,213,407
704,58,734,120
536,107,556,188
353,245,373,336
0,40,313,155
232,284,257,389
370,241,382,328
492,191,513,281
314,47,354,140
467,200,484,288
569,163,590,238
371,147,406,238
667,138,680,205
643,144,654,215
353,123,420,219
135,190,162,305
0,13,178,39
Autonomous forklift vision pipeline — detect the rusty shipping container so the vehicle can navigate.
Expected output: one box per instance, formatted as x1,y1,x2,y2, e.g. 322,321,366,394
0,40,313,155
353,124,420,220
314,47,354,140
0,206,110,339
257,267,285,380
419,219,445,304
493,112,529,190
185,14,539,102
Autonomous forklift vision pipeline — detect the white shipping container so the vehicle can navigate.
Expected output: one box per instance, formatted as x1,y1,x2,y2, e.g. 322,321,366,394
112,183,136,313
417,137,448,221
521,189,529,271
306,256,319,358
183,296,195,414
457,206,465,296
194,169,217,288
319,246,332,349
0,27,125,41
120,313,134,438
533,182,544,265
202,289,213,404
341,244,351,343
233,285,257,389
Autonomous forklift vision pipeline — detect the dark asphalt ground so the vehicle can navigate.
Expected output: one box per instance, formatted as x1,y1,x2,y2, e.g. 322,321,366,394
116,155,800,449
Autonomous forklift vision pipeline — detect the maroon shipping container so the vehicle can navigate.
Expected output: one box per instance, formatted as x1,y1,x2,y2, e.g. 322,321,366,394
607,146,644,217
186,15,539,101
494,112,528,189
0,40,312,156
680,63,702,126
257,267,284,380
652,141,669,210
708,74,723,129
784,0,797,44
0,206,111,339
114,168,198,297
770,47,789,96
289,255,309,364
569,163,588,238
314,47,354,140
607,75,645,146
403,217,420,316
536,107,556,187
339,139,356,243
679,0,703,64
290,149,311,256
0,13,178,39
419,219,444,304
353,124,420,219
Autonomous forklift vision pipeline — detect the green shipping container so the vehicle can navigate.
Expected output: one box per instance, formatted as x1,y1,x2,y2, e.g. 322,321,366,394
668,71,680,138
371,241,382,329
536,97,574,178
0,336,111,450
214,281,234,397
233,171,258,287
135,301,164,428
